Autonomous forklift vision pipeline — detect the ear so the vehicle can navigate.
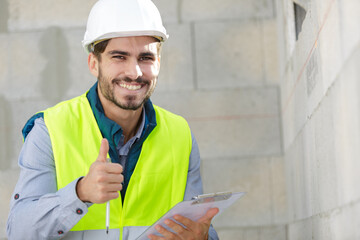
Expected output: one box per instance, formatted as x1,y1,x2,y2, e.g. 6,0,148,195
155,55,161,72
88,52,99,78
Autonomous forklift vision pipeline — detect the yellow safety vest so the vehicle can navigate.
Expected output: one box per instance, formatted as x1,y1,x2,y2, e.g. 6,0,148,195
43,93,191,237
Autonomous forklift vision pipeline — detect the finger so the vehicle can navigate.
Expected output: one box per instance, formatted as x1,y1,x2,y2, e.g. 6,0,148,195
104,163,123,174
154,224,178,239
148,233,165,240
107,191,120,200
105,183,123,193
164,219,189,237
104,182,123,192
198,208,219,224
94,170,123,184
173,208,219,230
97,138,109,162
104,172,124,184
172,215,193,230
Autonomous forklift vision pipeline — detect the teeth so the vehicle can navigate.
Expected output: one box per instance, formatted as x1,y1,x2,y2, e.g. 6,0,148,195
119,83,141,90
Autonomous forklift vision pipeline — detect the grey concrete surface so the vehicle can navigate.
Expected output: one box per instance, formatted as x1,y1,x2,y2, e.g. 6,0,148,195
182,0,275,21
194,20,265,89
278,0,360,239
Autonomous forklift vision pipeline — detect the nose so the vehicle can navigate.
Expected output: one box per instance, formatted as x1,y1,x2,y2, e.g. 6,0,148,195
124,59,143,80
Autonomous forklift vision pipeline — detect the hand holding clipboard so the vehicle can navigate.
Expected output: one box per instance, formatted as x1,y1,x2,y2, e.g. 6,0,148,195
137,191,245,240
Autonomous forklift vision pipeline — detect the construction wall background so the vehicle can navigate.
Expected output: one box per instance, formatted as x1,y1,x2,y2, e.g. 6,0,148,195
277,0,360,239
0,0,358,239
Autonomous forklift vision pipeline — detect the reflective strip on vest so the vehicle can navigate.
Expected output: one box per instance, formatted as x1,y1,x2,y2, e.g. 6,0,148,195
43,93,191,236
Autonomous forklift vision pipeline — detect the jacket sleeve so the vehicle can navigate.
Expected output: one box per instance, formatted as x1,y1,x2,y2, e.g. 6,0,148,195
185,132,219,240
6,118,88,240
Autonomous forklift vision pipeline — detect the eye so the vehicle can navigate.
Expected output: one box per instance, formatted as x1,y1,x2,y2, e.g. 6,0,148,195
139,56,155,62
113,55,126,60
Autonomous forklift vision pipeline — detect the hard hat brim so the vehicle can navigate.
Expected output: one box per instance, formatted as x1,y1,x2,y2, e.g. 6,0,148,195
82,31,169,54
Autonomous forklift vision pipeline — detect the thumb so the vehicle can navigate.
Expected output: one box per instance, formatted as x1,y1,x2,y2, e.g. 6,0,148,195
199,208,219,224
97,138,109,162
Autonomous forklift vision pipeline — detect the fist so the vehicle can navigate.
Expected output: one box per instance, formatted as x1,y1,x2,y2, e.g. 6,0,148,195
76,138,124,203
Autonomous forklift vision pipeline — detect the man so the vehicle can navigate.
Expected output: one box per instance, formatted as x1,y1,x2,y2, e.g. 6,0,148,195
7,0,219,239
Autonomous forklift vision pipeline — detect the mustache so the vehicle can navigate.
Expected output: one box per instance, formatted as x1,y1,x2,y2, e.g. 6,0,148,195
111,77,150,85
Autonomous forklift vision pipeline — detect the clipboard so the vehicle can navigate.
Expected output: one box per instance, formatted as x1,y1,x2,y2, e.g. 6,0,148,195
136,191,245,240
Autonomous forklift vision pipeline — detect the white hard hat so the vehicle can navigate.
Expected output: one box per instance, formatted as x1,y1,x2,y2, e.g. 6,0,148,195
82,0,169,53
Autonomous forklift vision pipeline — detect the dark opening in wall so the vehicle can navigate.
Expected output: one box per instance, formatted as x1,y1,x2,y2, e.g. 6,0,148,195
0,0,9,32
294,2,306,41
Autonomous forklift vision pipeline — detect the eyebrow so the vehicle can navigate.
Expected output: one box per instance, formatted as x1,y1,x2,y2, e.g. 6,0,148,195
107,50,157,58
139,52,156,58
108,50,130,56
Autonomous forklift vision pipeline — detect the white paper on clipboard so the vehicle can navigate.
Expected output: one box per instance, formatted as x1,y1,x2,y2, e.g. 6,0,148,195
136,191,245,240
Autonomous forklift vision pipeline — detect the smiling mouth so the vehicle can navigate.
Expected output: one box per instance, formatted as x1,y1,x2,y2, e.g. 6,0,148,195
118,82,142,91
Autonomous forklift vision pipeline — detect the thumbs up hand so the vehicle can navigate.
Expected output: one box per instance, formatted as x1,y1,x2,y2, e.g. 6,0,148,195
76,138,123,204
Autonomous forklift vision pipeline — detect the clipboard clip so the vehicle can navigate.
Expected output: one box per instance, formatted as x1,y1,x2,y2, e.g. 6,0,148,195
191,192,232,205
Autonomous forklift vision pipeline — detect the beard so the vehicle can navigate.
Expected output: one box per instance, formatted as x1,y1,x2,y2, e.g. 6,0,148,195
98,68,156,111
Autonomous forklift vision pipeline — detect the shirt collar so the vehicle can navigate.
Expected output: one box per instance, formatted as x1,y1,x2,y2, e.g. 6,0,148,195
134,107,146,140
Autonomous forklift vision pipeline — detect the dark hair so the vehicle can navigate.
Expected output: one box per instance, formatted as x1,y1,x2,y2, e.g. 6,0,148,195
92,39,110,61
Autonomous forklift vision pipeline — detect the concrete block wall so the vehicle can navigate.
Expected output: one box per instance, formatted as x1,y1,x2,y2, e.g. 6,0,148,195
0,0,284,239
277,0,360,239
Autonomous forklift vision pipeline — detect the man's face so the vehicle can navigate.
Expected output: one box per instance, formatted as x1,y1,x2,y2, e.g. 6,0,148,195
92,36,161,111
